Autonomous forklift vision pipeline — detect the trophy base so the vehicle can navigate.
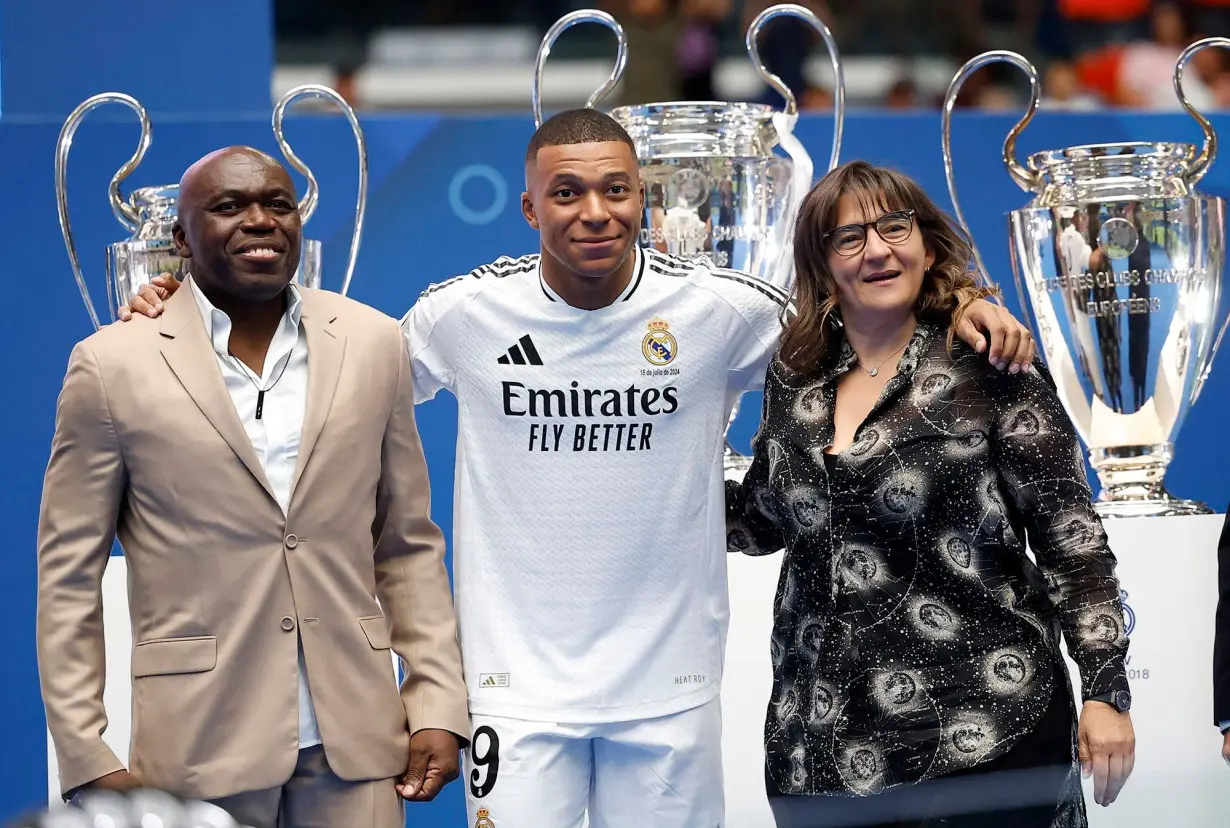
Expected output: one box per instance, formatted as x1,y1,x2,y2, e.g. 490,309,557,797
1092,493,1211,519
1089,443,1210,518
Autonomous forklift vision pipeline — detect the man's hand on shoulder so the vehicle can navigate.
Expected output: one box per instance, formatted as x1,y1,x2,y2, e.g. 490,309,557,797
116,274,179,322
954,297,1036,373
396,728,462,802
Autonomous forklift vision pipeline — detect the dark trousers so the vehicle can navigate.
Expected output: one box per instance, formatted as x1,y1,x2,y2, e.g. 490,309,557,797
770,683,1075,828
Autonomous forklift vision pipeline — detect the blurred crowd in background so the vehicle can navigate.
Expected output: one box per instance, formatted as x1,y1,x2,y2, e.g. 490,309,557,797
271,0,1230,112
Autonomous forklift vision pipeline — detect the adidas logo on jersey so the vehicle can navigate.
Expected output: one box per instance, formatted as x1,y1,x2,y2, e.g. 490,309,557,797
497,334,543,366
479,673,510,688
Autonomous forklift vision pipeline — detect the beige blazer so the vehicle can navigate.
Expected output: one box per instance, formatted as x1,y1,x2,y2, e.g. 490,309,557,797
36,284,469,800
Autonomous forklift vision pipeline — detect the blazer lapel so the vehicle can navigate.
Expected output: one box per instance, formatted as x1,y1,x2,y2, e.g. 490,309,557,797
159,285,279,505
292,294,346,496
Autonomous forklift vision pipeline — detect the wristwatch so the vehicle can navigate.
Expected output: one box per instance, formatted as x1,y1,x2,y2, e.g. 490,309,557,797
1088,689,1131,713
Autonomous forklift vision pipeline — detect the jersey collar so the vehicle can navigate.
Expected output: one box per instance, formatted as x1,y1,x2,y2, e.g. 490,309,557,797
538,246,645,306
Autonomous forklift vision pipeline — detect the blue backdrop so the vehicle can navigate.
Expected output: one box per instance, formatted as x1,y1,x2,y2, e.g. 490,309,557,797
3,104,1229,826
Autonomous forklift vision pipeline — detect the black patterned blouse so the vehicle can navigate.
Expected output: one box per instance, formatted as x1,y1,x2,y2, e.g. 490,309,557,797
726,321,1130,804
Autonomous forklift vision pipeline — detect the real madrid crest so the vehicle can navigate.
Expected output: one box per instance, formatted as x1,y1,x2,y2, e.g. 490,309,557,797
475,807,495,828
642,317,678,365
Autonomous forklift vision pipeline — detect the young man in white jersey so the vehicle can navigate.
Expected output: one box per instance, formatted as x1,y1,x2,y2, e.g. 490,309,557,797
121,109,1035,827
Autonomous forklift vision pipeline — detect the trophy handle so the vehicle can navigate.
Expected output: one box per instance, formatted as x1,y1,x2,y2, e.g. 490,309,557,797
1192,197,1230,403
55,92,152,330
532,10,628,129
272,84,369,297
1174,37,1229,184
941,50,1041,292
746,3,844,174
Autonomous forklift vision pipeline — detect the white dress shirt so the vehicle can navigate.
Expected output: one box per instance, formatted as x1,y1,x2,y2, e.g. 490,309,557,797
188,277,321,749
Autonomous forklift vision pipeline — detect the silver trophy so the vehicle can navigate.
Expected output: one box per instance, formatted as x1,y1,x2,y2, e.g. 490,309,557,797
532,5,845,475
942,38,1230,517
56,84,369,330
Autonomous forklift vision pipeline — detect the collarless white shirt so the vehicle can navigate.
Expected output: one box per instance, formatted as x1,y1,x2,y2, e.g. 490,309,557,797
188,276,320,748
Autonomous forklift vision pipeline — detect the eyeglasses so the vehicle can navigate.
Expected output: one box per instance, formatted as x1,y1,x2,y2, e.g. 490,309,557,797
823,209,917,257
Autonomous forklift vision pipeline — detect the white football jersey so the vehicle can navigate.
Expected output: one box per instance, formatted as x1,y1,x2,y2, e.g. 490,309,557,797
402,246,787,723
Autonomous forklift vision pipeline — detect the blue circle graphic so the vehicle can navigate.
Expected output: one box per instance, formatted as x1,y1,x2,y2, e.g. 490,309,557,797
449,164,508,225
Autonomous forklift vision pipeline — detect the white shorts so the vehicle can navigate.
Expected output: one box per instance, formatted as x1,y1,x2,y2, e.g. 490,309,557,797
463,697,725,828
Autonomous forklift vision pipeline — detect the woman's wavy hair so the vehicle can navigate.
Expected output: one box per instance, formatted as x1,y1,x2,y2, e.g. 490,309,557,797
778,160,998,376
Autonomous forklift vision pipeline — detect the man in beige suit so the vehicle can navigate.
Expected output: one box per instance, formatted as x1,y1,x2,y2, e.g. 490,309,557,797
36,146,469,828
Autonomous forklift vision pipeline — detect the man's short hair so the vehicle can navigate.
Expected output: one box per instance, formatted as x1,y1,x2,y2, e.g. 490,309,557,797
525,108,638,165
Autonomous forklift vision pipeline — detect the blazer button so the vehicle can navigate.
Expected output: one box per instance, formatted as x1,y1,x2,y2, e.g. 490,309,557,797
284,533,299,549
280,616,295,632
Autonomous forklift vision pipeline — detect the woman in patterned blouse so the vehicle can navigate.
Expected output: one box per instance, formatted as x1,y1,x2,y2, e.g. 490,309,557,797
727,161,1135,827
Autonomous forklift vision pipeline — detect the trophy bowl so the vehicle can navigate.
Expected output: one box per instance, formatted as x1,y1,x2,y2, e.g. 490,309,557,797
943,41,1230,517
57,85,367,330
610,100,797,286
104,184,181,323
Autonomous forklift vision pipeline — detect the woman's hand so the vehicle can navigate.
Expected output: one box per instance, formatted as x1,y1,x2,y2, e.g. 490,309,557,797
1078,701,1136,806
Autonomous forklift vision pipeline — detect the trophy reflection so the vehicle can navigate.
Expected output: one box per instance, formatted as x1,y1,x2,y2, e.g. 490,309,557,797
533,5,846,477
942,38,1230,517
56,85,369,330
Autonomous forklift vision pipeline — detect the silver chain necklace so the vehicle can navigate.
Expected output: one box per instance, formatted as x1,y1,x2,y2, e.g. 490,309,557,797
855,336,910,378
